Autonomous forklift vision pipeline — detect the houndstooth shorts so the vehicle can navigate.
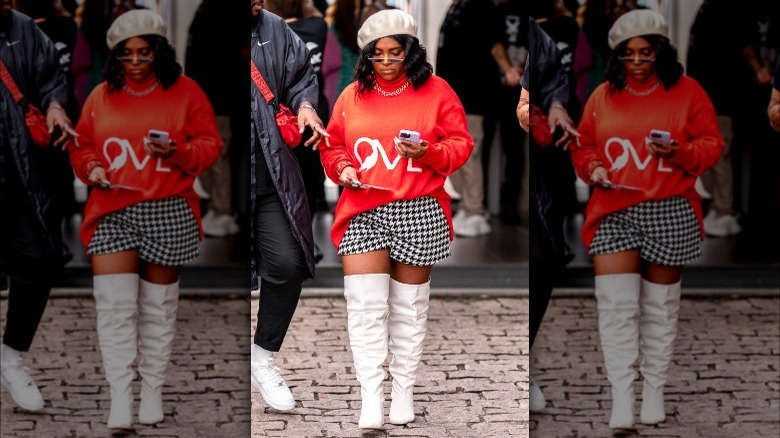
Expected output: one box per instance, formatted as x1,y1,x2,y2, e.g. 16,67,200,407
589,196,702,266
88,196,200,266
338,195,451,266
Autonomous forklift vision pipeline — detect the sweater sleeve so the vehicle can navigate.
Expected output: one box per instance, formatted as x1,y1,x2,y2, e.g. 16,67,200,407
165,82,223,175
415,85,474,175
570,90,604,183
319,92,355,183
665,80,725,176
69,89,105,183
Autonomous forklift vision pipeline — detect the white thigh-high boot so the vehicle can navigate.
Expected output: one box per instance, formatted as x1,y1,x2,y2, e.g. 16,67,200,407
93,273,139,429
595,273,641,429
343,274,390,429
387,278,430,425
137,279,179,425
639,279,681,425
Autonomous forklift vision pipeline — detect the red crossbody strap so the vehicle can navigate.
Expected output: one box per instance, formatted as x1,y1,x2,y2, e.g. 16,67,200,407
250,60,276,105
0,60,25,104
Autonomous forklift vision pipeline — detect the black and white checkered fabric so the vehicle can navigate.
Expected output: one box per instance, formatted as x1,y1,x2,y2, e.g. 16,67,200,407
589,196,702,266
88,196,199,266
338,195,451,266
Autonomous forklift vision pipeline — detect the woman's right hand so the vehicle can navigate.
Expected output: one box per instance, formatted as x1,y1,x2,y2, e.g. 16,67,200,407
339,166,358,187
589,166,610,185
88,166,108,186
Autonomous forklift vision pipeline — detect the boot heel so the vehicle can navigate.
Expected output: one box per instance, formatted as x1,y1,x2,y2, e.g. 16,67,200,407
358,393,384,429
389,385,414,425
108,390,133,429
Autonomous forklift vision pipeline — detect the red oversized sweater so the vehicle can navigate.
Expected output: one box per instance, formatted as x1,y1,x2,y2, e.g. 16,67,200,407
320,74,473,248
69,75,222,249
570,75,724,250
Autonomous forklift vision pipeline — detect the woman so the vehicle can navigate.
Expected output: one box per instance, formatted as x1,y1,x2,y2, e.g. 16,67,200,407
68,10,221,429
570,10,723,429
320,9,473,429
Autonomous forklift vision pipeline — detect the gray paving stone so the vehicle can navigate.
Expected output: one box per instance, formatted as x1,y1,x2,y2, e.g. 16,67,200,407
252,297,528,437
0,296,251,437
530,297,780,437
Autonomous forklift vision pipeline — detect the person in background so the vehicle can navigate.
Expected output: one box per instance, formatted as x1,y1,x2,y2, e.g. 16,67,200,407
75,0,113,106
517,15,579,415
69,10,222,428
250,0,328,413
482,0,528,226
324,0,360,105
13,0,81,258
0,0,78,413
266,0,330,263
320,9,473,429
687,0,750,237
186,0,244,237
437,0,505,237
570,10,723,429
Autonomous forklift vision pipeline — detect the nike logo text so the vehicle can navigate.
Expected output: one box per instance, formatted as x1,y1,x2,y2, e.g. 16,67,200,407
6,41,20,46
258,40,271,46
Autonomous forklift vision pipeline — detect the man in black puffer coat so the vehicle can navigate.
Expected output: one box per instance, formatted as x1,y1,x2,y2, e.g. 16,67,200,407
0,2,78,411
250,1,328,411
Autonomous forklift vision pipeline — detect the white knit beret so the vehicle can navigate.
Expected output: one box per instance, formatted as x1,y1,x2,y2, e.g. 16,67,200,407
106,10,167,49
357,9,417,50
608,9,668,49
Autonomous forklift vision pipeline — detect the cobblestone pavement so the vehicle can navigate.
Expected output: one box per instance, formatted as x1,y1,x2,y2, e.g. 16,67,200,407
531,297,780,437
0,296,251,437
251,297,528,438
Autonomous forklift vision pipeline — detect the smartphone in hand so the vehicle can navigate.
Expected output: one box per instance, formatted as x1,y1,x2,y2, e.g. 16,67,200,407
398,129,420,144
147,129,170,144
649,129,671,144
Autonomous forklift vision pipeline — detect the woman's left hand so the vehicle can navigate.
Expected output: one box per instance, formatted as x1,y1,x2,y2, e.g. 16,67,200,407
646,139,679,159
144,137,177,159
395,138,428,159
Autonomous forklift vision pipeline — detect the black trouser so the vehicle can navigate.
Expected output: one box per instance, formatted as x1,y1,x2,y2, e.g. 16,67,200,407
529,256,555,349
253,191,307,352
1,158,54,352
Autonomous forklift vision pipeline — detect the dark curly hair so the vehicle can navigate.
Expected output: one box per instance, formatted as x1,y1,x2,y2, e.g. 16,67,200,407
104,34,182,94
354,35,433,96
605,35,683,94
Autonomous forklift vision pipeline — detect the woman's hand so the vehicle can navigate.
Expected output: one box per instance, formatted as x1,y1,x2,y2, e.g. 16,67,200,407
88,166,108,186
338,165,358,187
144,138,177,159
589,166,610,185
394,138,428,159
646,139,679,159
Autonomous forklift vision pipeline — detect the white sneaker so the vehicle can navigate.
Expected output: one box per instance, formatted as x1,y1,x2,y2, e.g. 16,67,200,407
202,210,240,237
454,213,492,237
0,354,44,411
251,357,295,411
529,377,546,413
703,210,741,237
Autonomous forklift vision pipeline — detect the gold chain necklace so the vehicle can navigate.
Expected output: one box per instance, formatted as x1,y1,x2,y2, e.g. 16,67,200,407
625,80,660,97
123,80,159,97
374,80,410,97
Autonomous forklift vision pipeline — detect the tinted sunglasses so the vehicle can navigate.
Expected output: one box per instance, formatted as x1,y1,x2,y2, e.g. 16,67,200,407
617,56,655,63
366,56,405,64
116,56,154,63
